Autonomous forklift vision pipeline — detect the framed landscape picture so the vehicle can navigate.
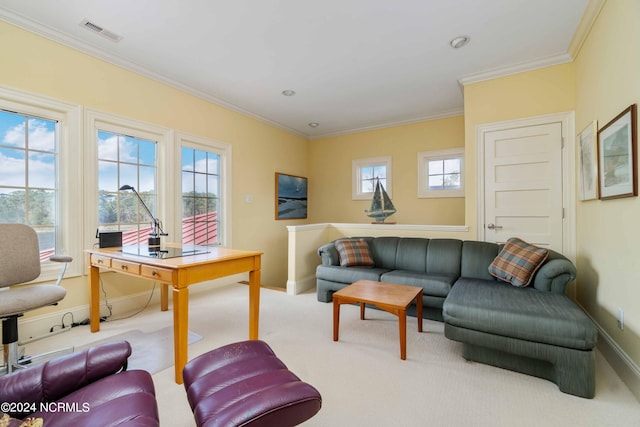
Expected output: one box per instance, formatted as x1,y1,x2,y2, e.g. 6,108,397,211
578,120,598,201
597,104,637,200
275,173,308,220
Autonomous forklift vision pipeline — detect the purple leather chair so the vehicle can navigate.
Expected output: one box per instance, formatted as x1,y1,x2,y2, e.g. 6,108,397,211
183,340,322,427
0,341,159,426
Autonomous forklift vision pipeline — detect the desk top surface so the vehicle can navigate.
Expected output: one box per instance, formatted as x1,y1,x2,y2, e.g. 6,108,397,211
87,245,262,269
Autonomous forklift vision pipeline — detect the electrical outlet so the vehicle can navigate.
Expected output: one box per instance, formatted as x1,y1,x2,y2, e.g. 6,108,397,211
617,308,624,330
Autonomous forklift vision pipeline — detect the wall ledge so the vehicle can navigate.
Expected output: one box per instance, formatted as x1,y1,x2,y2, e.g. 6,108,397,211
287,223,469,233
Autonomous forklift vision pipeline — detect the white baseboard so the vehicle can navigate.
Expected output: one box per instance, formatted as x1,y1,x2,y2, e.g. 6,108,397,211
595,322,640,401
581,303,640,401
287,275,316,295
3,274,246,346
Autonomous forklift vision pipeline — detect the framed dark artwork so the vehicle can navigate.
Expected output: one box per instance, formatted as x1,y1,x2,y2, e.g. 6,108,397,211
597,104,637,200
275,173,307,220
578,120,598,201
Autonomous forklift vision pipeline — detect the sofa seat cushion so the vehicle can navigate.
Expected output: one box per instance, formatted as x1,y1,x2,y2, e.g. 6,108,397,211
316,265,390,284
443,278,597,350
380,270,456,298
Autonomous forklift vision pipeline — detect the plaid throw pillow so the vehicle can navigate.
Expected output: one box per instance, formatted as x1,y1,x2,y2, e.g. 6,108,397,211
488,237,549,287
334,239,375,268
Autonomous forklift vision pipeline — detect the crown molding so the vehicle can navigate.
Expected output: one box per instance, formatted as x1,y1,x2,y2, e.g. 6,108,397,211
458,53,573,87
309,108,464,140
567,0,606,59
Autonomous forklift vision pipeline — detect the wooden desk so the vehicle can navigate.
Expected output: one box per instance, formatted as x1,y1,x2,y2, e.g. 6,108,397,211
86,246,262,384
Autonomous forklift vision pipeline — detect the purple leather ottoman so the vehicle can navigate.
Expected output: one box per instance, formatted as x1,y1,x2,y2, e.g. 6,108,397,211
182,340,322,427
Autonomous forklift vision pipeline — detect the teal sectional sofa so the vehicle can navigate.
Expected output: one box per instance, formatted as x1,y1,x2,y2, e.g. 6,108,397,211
316,237,598,398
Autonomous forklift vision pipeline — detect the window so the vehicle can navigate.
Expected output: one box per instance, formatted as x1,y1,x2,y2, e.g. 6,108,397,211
418,148,464,198
181,147,220,245
97,130,158,244
178,132,230,247
85,109,171,250
0,87,82,279
352,156,392,200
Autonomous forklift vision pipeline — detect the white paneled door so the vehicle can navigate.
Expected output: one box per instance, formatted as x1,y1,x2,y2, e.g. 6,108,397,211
483,122,564,251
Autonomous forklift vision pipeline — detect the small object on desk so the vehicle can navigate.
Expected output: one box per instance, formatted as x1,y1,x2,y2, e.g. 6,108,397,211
97,230,123,248
119,184,168,247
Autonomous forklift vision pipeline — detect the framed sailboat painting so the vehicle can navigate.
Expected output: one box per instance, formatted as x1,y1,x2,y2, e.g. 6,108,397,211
275,172,308,220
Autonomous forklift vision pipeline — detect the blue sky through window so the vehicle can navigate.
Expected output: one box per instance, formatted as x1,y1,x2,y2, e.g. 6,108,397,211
0,111,56,193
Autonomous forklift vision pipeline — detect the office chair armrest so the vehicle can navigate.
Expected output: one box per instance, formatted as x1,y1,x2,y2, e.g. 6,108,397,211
0,341,131,417
49,255,73,263
49,255,72,286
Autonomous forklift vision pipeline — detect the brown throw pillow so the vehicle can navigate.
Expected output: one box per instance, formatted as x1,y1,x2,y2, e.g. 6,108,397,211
334,239,375,268
488,237,549,287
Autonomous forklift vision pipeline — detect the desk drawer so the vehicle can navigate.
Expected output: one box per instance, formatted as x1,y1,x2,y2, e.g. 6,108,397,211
112,259,141,275
141,265,173,282
91,254,112,268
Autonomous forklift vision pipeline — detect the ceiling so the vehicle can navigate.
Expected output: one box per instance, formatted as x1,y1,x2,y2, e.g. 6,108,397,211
0,0,590,138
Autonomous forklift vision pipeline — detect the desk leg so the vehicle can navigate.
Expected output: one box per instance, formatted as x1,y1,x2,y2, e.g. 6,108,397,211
248,264,261,340
172,286,189,384
89,264,100,332
160,283,169,311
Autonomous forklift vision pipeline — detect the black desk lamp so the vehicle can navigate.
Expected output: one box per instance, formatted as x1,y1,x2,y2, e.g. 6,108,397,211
119,185,167,247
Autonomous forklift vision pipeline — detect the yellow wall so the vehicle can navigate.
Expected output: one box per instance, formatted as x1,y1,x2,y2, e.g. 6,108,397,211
574,0,640,374
0,21,308,295
462,62,576,238
308,116,465,225
463,0,640,391
3,1,640,388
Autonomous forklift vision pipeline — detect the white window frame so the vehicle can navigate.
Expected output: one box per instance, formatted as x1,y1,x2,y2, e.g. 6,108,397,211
0,85,82,280
352,156,392,200
85,109,173,256
418,148,465,198
175,131,232,247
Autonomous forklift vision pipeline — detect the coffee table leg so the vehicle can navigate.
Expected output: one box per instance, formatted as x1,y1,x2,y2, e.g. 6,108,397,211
416,294,423,333
399,309,407,360
360,302,366,320
333,297,340,341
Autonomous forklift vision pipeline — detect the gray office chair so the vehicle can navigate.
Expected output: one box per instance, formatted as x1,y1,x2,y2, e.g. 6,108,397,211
0,223,72,375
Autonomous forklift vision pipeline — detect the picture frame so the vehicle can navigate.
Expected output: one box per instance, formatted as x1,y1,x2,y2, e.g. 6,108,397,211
578,120,598,201
598,104,637,200
275,172,308,220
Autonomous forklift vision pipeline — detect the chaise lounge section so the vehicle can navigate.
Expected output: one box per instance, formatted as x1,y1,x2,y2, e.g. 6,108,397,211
316,236,598,398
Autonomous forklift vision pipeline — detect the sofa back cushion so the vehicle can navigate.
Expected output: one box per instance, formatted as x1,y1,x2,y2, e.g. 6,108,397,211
368,237,400,269
426,239,462,277
395,238,429,272
461,240,499,281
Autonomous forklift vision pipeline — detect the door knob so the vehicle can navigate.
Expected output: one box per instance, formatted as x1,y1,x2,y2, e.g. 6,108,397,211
487,223,503,230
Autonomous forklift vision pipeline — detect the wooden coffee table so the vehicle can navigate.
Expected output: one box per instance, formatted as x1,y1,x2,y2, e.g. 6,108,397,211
333,280,423,360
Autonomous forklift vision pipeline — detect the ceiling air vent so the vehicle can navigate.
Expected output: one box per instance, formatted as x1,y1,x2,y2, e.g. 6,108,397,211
79,19,122,42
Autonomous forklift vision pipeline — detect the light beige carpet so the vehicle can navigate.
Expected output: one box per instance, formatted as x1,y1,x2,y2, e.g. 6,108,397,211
26,283,640,426
78,326,202,374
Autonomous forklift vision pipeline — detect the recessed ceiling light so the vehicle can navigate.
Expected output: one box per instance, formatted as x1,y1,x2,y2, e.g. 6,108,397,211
308,122,319,128
449,35,470,49
281,90,296,96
